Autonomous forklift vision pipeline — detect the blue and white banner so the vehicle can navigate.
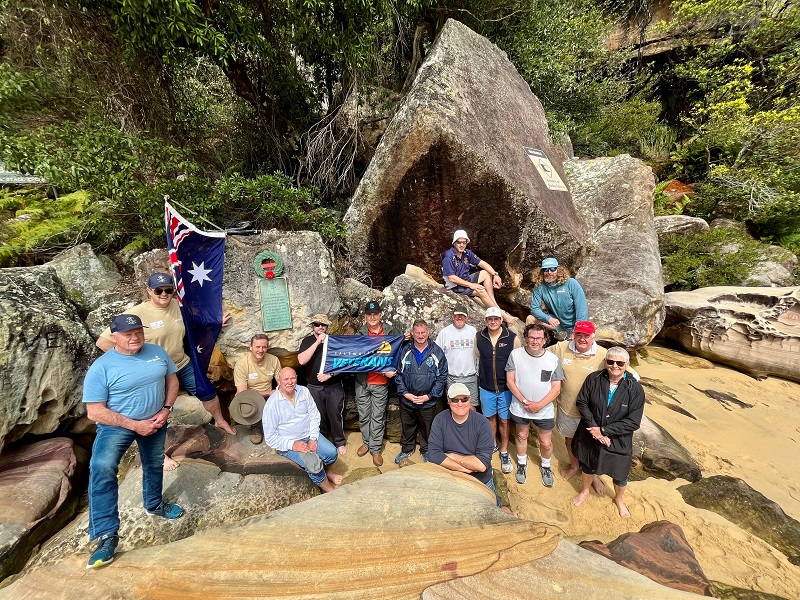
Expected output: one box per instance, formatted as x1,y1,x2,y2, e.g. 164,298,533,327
165,201,226,400
320,335,405,374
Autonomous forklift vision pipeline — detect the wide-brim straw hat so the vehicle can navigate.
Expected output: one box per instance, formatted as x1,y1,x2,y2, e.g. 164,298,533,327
229,390,266,425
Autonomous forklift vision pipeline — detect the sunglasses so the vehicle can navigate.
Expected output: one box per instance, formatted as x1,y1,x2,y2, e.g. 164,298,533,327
312,322,328,327
542,267,557,273
154,288,174,295
449,397,470,403
606,359,626,367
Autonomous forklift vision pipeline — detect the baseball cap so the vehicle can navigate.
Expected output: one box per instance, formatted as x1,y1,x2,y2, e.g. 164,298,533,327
447,382,471,399
364,301,382,314
452,229,470,244
573,321,596,335
485,307,502,319
110,314,147,333
541,258,559,269
453,304,468,316
147,272,174,289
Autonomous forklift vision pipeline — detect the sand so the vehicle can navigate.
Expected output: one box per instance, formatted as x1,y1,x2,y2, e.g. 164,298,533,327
334,344,800,598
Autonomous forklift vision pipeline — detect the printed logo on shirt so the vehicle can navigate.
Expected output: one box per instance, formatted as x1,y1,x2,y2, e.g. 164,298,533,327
145,356,164,364
426,357,435,368
562,358,573,365
498,342,508,348
248,372,259,379
150,320,165,330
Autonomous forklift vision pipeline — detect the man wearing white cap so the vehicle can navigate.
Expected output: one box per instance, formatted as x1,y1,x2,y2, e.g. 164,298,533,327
435,304,479,411
441,229,516,325
427,383,498,503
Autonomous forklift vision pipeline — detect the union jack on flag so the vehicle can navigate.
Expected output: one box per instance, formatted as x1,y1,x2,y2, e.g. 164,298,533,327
165,201,226,400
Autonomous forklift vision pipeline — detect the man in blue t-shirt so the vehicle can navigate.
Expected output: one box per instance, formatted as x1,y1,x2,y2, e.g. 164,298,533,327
83,314,183,570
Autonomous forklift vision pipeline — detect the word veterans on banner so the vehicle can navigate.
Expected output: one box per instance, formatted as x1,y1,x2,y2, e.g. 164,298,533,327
320,335,405,374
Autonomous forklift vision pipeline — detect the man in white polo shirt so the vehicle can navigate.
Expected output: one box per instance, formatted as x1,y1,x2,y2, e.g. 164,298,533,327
505,323,564,487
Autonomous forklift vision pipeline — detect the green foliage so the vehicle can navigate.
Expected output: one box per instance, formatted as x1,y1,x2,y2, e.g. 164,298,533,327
0,189,89,266
660,227,764,290
653,180,690,216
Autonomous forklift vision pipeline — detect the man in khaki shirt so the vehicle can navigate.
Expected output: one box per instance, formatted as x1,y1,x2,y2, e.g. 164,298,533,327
234,334,282,443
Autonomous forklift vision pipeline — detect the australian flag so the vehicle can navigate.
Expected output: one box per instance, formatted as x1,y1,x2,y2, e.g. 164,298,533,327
165,201,226,400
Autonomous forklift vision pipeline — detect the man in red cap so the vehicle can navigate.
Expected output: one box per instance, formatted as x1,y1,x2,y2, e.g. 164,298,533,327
552,320,636,495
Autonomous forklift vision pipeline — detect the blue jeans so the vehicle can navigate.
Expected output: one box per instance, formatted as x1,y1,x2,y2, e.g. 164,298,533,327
277,436,338,485
177,362,216,402
486,476,502,508
88,423,167,540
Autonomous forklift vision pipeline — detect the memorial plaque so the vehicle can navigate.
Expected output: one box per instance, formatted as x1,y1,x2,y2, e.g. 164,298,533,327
259,276,292,332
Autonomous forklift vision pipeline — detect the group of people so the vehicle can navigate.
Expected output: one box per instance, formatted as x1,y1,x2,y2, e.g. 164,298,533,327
81,230,644,570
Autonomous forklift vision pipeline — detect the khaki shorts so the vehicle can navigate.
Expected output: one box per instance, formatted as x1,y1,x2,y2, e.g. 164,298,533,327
556,408,581,438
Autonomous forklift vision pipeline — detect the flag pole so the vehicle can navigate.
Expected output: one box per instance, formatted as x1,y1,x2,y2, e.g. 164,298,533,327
164,195,226,233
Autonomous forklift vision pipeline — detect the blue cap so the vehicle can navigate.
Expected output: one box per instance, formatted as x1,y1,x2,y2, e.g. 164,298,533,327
147,272,174,289
541,258,559,269
110,314,147,333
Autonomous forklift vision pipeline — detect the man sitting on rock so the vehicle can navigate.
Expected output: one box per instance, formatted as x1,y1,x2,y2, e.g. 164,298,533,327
83,314,184,570
442,229,516,325
233,333,281,444
262,367,342,492
427,383,499,505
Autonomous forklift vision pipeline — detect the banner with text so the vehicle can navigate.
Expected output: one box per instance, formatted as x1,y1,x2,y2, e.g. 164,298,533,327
320,335,404,374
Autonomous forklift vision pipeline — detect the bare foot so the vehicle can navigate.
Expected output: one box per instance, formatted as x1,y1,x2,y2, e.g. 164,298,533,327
337,445,347,456
501,506,516,516
559,465,580,480
214,419,237,435
591,476,606,496
327,472,343,485
163,456,180,471
615,499,631,518
318,480,335,493
572,490,590,507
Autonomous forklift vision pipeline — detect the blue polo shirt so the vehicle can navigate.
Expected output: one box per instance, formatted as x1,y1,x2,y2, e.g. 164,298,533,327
442,247,481,289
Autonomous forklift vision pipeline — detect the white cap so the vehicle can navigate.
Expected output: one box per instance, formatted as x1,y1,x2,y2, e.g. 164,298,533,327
485,307,502,319
452,229,470,244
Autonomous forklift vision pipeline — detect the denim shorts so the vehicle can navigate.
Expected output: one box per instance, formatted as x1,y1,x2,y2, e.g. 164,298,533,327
479,387,511,419
449,272,480,296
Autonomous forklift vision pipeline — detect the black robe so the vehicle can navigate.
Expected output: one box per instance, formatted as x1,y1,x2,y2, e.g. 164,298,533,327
571,369,645,482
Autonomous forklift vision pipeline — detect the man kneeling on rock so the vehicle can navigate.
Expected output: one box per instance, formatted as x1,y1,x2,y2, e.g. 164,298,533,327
263,367,342,492
427,383,500,506
84,314,185,570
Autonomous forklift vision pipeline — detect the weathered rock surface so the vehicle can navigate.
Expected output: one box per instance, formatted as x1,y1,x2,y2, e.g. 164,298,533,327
0,438,87,581
678,476,800,566
749,245,798,287
568,155,665,348
710,580,790,600
345,19,586,289
580,521,712,596
0,266,97,454
84,299,134,338
24,424,317,572
640,345,715,369
631,415,702,482
654,215,710,243
48,243,122,316
219,231,341,361
3,465,560,599
662,286,800,382
424,538,706,599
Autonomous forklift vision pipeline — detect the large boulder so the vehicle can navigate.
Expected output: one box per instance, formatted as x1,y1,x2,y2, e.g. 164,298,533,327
0,266,98,454
568,155,665,348
654,215,710,243
0,438,87,581
678,476,800,566
218,231,341,361
2,465,560,599
345,19,586,290
631,415,702,482
23,424,317,573
424,538,708,599
580,521,712,596
661,286,800,382
48,244,122,316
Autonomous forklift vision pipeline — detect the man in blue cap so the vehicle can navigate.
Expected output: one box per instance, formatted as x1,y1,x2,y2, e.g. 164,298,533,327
527,257,588,340
83,314,184,570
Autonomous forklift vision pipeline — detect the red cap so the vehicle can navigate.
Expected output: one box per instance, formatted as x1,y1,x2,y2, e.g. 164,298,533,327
573,321,595,334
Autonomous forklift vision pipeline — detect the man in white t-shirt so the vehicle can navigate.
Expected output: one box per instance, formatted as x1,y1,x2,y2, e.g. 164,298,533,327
505,323,564,487
435,305,478,410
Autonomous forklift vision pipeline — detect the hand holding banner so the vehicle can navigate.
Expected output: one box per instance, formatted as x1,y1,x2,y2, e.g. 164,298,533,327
319,335,405,375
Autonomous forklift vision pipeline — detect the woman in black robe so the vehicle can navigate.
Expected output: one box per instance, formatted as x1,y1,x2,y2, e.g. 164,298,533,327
570,346,645,517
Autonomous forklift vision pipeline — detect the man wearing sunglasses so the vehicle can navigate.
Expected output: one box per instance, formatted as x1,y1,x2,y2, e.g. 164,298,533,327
298,314,346,456
97,272,237,456
527,257,588,341
427,383,499,504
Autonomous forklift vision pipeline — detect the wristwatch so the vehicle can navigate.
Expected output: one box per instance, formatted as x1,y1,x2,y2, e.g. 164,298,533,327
163,404,174,413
